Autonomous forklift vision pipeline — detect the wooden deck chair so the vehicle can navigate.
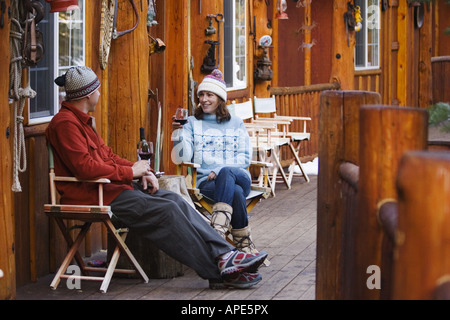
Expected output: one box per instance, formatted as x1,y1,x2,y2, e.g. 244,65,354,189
44,144,149,293
253,95,311,184
230,99,292,195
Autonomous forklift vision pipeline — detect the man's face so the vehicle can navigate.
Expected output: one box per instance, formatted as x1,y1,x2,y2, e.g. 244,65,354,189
87,88,100,112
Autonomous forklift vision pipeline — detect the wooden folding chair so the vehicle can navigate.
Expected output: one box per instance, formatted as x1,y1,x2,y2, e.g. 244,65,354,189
253,95,311,184
230,99,292,195
44,145,149,293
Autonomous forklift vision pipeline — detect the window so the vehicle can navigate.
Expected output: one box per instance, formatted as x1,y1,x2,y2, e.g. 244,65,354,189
29,1,85,124
223,0,247,90
355,0,380,70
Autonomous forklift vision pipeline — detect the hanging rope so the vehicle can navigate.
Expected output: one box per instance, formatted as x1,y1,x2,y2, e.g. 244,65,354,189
9,0,37,192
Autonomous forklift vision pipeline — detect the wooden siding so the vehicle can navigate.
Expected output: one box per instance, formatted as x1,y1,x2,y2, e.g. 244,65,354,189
0,0,14,300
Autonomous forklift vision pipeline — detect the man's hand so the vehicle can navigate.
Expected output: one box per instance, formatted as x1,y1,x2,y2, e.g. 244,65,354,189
132,160,152,178
141,172,159,194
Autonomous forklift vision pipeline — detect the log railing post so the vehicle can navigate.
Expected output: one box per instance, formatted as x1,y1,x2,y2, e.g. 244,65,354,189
352,106,428,299
393,151,450,300
316,90,380,300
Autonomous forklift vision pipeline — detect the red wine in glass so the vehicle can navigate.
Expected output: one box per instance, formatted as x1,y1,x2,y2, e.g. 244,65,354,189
174,119,187,125
138,141,154,165
175,108,188,125
139,151,153,161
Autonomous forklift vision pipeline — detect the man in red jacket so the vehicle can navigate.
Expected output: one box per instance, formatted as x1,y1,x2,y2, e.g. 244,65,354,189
45,66,267,289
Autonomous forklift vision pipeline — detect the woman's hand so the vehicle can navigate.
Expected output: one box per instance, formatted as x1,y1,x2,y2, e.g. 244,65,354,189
172,115,186,130
207,171,217,181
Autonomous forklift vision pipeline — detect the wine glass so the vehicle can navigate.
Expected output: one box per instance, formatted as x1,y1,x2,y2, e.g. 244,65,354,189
138,141,154,166
175,108,188,125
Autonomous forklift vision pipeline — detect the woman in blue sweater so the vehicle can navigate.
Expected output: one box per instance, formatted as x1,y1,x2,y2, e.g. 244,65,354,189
172,69,262,257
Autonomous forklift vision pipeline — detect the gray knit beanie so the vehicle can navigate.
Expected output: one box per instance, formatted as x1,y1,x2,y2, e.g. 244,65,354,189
55,66,100,101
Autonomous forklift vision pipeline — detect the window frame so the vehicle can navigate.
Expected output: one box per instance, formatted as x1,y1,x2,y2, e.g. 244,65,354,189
28,3,85,125
354,0,380,71
223,0,247,92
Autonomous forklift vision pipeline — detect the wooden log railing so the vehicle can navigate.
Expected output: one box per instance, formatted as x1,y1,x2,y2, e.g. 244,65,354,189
316,90,433,300
270,82,340,164
316,90,381,300
391,151,450,300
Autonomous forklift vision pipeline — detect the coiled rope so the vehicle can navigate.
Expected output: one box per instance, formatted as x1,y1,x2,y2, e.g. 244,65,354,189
9,0,37,192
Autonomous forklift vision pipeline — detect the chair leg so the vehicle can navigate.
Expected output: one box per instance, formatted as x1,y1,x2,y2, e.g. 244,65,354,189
53,217,88,273
103,219,149,285
288,141,310,183
270,147,291,191
50,221,91,290
99,229,127,293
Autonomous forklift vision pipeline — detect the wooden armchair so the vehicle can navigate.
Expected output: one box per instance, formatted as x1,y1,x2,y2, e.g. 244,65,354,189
253,95,311,184
44,144,149,293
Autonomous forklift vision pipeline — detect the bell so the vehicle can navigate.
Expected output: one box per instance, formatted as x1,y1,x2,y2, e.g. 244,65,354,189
45,0,79,13
149,35,166,55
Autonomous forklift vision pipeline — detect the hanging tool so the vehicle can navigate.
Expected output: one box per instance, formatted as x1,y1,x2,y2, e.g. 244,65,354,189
344,1,356,47
112,0,139,39
0,1,6,28
214,13,223,68
201,40,219,73
205,15,216,35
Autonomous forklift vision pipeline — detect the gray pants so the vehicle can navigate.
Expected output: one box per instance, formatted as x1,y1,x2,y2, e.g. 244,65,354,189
110,185,234,280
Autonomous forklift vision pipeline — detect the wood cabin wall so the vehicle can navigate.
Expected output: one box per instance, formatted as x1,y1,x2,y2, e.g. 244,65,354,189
276,1,333,87
356,0,436,108
12,0,151,288
0,0,14,300
434,0,450,57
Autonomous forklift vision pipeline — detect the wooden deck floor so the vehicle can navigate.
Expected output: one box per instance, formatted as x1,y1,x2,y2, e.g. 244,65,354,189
16,175,318,301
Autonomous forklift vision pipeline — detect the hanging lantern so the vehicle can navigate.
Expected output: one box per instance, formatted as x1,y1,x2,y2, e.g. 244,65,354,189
276,0,288,19
45,0,79,13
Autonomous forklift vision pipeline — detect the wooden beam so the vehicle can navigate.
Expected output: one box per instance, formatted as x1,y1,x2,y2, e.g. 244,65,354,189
330,0,355,89
163,0,189,174
304,1,311,86
107,0,149,161
418,2,433,108
396,1,410,106
0,0,16,300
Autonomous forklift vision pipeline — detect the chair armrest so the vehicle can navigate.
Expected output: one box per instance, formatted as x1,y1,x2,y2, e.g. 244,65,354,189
274,115,311,121
52,176,111,184
178,162,201,168
250,160,273,168
252,117,292,125
176,162,200,188
48,173,111,207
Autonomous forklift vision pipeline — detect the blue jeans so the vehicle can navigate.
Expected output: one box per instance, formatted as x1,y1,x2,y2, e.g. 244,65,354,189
198,167,251,229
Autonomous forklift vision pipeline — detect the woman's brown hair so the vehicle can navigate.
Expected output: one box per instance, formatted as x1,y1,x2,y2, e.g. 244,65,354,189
194,98,231,123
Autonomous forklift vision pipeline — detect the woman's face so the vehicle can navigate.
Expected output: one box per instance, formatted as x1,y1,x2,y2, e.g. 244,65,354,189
198,91,220,114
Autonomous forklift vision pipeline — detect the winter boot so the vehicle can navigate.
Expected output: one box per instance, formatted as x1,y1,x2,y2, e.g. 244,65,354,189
231,226,270,266
210,202,232,239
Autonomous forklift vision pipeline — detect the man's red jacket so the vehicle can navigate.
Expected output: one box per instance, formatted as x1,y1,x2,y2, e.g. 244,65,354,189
46,102,135,205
